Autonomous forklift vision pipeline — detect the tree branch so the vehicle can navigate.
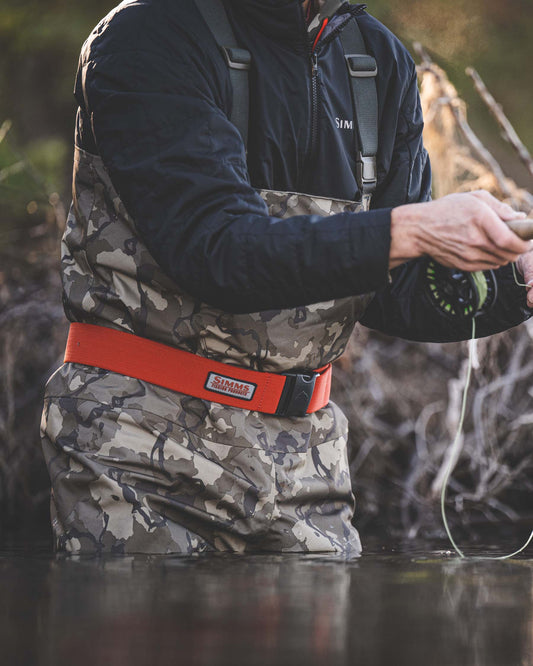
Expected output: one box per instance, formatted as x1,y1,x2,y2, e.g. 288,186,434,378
466,67,533,183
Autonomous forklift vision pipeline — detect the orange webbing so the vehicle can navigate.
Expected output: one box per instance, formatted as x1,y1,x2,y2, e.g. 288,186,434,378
64,323,331,415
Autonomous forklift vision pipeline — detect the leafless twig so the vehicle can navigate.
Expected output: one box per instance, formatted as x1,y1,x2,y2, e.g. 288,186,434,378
467,67,533,182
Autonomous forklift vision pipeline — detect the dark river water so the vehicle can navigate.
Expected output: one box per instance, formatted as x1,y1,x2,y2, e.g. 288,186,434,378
1,530,532,666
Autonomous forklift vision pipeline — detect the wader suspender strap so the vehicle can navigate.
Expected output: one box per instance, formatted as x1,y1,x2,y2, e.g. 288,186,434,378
194,3,377,202
339,19,379,207
194,0,251,149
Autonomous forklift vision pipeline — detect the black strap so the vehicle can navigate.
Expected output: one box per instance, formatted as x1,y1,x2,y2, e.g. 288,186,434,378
194,0,251,149
340,18,378,204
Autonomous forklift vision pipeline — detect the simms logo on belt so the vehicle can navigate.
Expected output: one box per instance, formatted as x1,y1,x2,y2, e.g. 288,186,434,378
205,372,257,401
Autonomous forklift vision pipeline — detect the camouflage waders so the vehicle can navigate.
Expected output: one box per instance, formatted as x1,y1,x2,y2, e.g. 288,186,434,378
41,147,373,555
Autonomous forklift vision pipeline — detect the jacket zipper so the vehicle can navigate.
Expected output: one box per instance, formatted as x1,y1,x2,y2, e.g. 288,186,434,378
306,6,366,167
309,51,319,163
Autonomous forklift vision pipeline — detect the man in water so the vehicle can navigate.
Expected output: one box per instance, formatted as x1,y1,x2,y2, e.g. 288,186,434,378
41,0,533,554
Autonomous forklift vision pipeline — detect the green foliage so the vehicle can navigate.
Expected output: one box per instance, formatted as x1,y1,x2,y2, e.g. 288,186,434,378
0,0,113,233
0,0,114,198
0,122,45,237
0,125,68,282
25,138,68,192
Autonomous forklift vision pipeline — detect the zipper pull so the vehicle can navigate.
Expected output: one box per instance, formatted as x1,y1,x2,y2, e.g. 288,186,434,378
311,17,329,52
311,52,318,76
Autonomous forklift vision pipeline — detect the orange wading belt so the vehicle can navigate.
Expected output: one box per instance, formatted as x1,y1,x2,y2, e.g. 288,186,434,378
64,323,332,417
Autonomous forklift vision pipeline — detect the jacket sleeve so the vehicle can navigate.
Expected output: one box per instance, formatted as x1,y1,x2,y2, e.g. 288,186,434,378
360,66,531,341
76,3,392,315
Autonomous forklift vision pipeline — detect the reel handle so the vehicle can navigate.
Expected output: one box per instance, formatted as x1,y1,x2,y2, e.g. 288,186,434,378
506,219,533,240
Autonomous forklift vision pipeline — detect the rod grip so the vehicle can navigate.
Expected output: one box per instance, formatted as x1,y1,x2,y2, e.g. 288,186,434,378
506,219,533,240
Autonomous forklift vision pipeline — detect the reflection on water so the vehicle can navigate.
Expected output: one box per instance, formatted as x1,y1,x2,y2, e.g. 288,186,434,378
1,535,532,666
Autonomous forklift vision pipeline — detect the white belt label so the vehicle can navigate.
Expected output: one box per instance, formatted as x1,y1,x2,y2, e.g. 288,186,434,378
205,372,257,401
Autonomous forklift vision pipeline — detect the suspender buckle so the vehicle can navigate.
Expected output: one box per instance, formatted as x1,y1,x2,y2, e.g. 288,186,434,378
221,46,251,71
356,153,377,195
276,372,318,417
345,54,378,78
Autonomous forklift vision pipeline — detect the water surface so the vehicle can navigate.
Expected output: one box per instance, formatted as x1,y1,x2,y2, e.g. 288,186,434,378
1,532,532,666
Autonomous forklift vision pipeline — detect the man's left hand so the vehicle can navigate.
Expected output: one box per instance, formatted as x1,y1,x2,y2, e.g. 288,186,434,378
516,250,533,308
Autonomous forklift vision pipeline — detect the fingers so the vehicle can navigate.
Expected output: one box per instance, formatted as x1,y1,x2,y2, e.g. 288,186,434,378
516,251,533,307
436,250,504,272
464,193,529,257
481,214,531,257
526,283,533,309
470,190,526,221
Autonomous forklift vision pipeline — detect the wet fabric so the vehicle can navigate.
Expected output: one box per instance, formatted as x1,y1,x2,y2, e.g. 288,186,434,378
41,363,360,555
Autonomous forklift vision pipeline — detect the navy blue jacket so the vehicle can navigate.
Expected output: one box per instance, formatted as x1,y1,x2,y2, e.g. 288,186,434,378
73,0,529,341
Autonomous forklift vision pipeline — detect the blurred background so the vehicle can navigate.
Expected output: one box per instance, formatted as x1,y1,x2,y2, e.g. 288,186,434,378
1,0,532,542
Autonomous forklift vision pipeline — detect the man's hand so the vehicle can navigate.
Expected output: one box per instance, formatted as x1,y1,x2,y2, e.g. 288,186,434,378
390,190,531,271
516,250,533,308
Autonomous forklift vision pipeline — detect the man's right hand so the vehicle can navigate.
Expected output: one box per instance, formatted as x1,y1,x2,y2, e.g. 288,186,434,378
389,190,531,271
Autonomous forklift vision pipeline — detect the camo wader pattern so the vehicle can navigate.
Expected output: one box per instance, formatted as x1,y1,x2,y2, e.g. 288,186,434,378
41,147,373,555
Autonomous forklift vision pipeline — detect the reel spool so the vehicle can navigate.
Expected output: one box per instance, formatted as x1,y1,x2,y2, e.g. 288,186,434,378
425,260,498,318
424,218,533,319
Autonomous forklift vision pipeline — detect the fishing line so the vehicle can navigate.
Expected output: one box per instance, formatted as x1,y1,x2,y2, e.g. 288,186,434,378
440,264,533,560
512,261,529,289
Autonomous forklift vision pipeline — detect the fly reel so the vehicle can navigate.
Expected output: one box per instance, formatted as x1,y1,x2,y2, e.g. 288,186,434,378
424,260,498,318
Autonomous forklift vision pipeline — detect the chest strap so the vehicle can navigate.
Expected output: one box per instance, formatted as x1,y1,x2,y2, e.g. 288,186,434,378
64,323,331,418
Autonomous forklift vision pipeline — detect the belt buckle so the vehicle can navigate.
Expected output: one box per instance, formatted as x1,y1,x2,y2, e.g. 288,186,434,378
275,371,318,418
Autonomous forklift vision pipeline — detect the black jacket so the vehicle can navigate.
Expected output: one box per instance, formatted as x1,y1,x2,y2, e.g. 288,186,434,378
73,0,529,341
